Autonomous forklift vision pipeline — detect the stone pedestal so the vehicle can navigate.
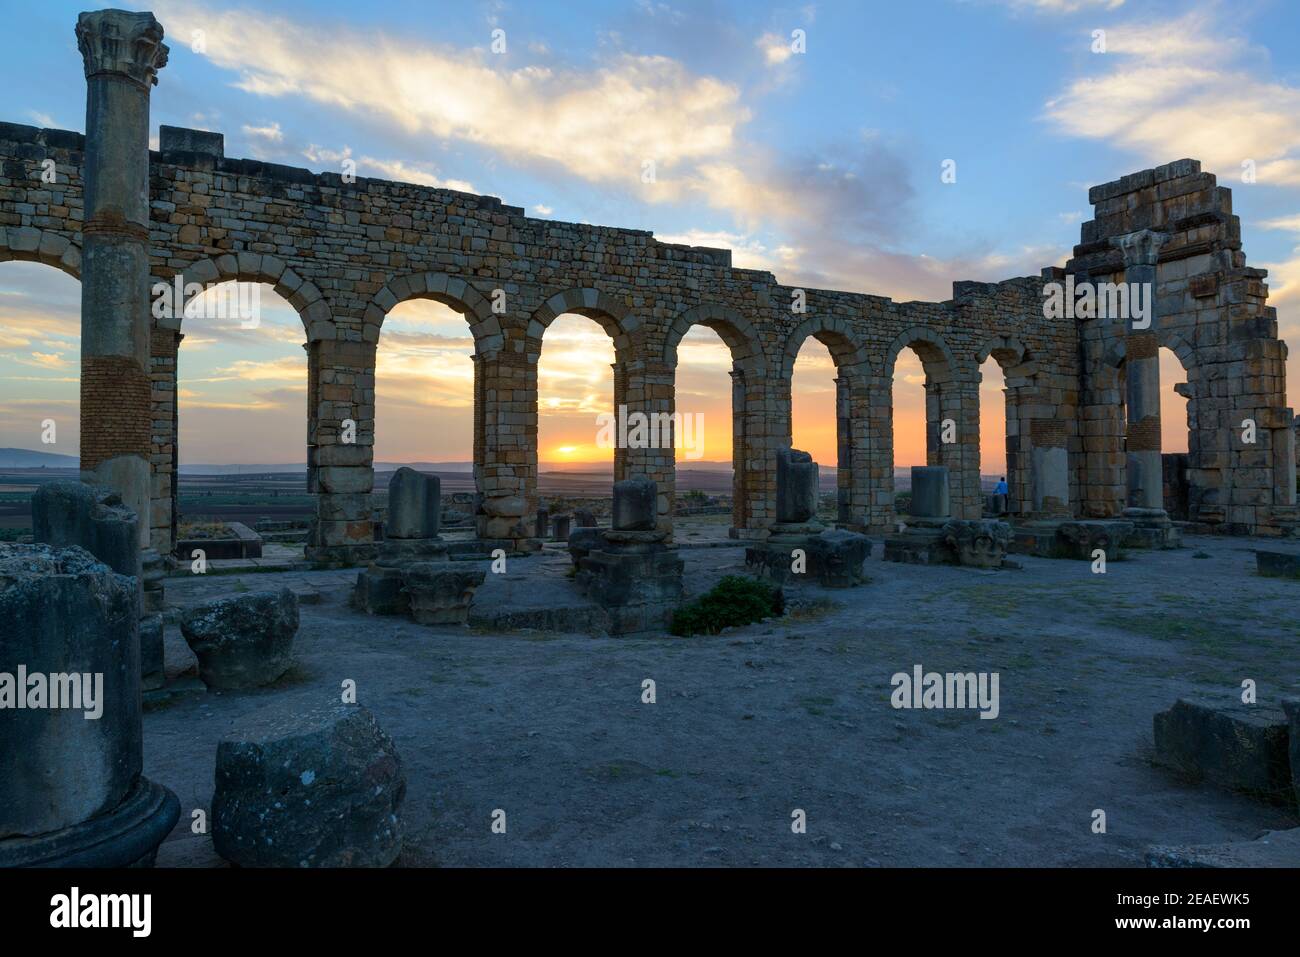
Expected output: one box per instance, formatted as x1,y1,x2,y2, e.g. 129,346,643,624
0,543,178,867
552,514,571,542
885,467,1011,568
1010,519,1134,560
401,562,486,625
1121,506,1182,549
356,468,449,615
746,450,870,586
747,526,872,587
573,477,684,635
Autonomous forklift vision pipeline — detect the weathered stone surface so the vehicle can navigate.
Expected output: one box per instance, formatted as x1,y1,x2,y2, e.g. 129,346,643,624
1282,698,1300,810
775,449,819,524
375,536,448,565
1152,698,1291,801
942,519,1011,569
140,613,164,691
401,563,486,625
385,467,440,539
574,508,597,528
551,514,571,542
1256,548,1300,579
31,481,140,580
212,703,405,867
1054,520,1132,561
910,467,950,519
0,543,141,838
181,588,299,689
612,475,657,531
747,528,871,587
568,525,605,567
535,507,549,538
883,526,953,565
352,565,408,616
575,543,684,636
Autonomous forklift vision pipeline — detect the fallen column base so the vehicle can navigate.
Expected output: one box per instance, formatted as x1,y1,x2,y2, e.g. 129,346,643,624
0,777,180,868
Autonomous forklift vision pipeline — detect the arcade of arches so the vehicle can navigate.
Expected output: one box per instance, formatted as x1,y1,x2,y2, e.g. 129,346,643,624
2,112,1296,564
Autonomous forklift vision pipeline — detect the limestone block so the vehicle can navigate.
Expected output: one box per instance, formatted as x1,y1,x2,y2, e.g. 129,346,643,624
386,467,440,539
612,475,657,531
910,466,950,519
0,544,141,838
1153,698,1291,801
31,481,140,580
775,448,819,524
212,703,405,867
181,589,299,690
401,563,486,625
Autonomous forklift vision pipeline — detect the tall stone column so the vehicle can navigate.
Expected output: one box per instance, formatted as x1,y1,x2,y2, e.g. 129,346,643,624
1113,229,1178,546
1113,230,1166,510
76,10,168,548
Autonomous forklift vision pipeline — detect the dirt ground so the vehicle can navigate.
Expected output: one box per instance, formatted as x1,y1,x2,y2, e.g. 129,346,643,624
144,529,1300,867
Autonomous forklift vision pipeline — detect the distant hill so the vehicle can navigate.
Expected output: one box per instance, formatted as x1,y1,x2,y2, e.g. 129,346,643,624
0,447,79,469
179,461,476,475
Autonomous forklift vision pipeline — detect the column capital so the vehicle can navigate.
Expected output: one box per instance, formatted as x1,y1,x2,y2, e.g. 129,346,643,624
76,9,169,88
1111,229,1168,268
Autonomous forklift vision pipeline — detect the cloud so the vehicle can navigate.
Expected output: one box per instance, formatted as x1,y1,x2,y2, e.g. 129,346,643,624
242,121,283,142
983,0,1125,12
159,0,749,188
756,32,794,66
1043,10,1300,186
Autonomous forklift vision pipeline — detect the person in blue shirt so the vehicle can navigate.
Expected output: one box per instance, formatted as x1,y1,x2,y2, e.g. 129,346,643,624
993,476,1008,515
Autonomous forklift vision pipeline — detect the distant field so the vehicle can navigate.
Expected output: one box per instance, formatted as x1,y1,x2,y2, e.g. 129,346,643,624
0,466,1007,532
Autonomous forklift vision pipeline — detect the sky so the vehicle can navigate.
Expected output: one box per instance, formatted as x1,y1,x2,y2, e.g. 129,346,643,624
4,0,1300,471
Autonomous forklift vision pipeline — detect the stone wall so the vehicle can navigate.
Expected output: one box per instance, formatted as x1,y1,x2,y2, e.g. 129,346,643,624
0,120,1293,562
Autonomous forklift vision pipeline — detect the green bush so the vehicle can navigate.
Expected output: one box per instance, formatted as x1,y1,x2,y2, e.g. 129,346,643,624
670,575,783,637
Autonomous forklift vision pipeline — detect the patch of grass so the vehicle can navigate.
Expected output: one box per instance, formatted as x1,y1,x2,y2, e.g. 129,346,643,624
670,575,783,637
800,694,835,716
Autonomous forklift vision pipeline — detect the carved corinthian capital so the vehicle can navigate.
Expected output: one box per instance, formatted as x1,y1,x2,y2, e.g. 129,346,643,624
76,9,169,88
1111,229,1168,268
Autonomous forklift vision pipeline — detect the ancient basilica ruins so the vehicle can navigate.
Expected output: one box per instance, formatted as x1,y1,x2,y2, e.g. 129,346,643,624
2,10,1298,870
1,11,1294,565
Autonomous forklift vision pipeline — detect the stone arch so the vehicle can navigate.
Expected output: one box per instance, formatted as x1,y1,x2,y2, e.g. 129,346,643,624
975,335,1027,368
160,253,333,341
780,317,874,531
781,316,872,383
663,302,766,377
973,335,1039,519
521,288,640,530
525,287,638,355
878,325,979,524
361,272,504,357
883,325,957,379
660,303,768,535
0,226,81,278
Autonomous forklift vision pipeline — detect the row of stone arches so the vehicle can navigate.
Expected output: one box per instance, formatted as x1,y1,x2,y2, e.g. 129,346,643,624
3,227,1197,556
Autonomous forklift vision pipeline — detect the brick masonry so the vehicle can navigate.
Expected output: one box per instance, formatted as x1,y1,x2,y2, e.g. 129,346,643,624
0,123,1294,560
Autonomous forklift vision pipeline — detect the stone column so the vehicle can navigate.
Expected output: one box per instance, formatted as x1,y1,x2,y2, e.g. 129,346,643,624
1029,419,1070,517
76,10,168,549
1112,230,1168,513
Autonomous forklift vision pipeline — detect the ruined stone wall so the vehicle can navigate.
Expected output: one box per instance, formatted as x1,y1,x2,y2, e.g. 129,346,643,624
1,121,1291,562
1067,159,1296,535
